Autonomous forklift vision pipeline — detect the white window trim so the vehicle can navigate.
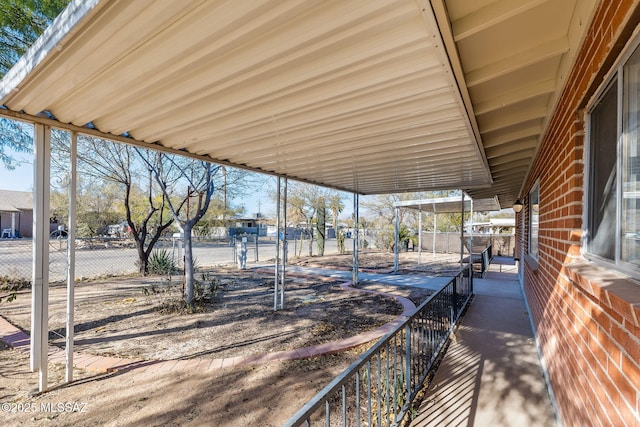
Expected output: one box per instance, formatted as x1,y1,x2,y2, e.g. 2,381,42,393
583,33,640,279
529,181,540,260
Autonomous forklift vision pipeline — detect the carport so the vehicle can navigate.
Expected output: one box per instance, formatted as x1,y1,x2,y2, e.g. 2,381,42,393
391,194,501,271
0,0,596,394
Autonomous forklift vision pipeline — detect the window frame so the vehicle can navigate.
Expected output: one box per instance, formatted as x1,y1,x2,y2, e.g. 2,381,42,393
584,35,640,278
529,182,540,260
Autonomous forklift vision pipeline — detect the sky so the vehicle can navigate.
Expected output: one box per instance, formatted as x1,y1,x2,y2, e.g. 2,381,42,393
0,149,33,192
0,147,356,219
0,147,274,213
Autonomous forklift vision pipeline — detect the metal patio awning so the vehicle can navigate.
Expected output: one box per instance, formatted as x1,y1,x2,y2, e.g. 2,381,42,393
393,195,501,213
0,0,596,206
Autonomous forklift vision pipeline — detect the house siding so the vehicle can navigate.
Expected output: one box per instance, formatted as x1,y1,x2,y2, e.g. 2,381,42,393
518,1,640,426
0,211,32,238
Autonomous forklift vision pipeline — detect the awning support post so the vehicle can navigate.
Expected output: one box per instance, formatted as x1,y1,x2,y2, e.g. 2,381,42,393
280,178,287,310
418,206,422,265
31,123,51,392
65,132,77,383
352,193,359,284
274,177,281,311
470,197,474,263
393,207,399,273
433,208,437,258
460,191,465,270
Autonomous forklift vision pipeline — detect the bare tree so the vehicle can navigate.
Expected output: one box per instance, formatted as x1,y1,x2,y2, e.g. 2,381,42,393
285,183,345,256
140,151,219,306
51,134,174,275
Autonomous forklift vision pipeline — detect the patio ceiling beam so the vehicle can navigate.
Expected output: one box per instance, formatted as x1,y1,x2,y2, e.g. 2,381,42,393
479,106,547,135
487,150,536,167
451,0,549,42
473,79,556,116
465,36,569,87
490,161,531,178
481,124,542,148
485,139,538,159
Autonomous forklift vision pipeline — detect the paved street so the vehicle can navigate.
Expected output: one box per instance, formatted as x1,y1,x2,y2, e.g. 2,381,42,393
0,238,351,281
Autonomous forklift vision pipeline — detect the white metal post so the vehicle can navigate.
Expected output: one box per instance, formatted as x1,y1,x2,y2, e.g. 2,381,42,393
470,198,474,260
352,193,359,284
433,207,437,258
274,177,280,311
280,178,287,310
460,191,465,269
30,123,50,392
65,132,77,383
394,207,399,273
418,207,422,265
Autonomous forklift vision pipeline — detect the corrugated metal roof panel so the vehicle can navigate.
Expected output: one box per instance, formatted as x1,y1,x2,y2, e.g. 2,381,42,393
0,0,490,196
0,0,597,205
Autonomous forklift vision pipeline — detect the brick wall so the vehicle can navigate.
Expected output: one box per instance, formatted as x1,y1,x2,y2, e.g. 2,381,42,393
518,1,640,426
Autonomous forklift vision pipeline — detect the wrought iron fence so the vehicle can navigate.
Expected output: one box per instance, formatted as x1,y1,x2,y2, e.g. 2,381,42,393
284,263,473,427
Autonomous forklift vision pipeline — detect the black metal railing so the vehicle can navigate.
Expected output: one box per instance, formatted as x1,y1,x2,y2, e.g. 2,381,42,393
478,244,492,278
284,263,473,427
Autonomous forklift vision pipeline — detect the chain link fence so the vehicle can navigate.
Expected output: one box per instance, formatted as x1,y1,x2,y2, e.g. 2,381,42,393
418,232,515,257
1,230,510,283
0,235,356,283
1,236,278,282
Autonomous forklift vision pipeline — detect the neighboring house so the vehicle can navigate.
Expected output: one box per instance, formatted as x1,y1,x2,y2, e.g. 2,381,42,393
228,214,268,237
193,214,269,238
467,218,516,235
0,189,33,238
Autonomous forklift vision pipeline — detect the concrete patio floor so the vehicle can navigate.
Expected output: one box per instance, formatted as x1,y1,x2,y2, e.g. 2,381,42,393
1,254,557,426
410,263,558,427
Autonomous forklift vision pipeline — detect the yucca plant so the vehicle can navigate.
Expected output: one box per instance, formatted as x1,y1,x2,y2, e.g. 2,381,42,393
147,249,177,275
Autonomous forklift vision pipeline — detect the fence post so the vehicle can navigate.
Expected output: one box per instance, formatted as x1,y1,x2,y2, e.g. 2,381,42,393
255,235,258,262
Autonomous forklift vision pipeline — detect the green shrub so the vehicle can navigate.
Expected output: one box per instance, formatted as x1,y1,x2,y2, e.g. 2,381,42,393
0,275,30,304
148,249,177,275
194,272,219,304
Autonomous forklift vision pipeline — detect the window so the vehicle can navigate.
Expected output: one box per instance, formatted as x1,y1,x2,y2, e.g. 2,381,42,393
529,183,539,259
586,43,640,273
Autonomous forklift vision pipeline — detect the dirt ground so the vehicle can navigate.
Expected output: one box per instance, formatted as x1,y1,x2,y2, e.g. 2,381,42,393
0,251,456,426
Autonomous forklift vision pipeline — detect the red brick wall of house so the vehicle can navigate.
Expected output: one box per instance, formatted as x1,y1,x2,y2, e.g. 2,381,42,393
517,1,640,426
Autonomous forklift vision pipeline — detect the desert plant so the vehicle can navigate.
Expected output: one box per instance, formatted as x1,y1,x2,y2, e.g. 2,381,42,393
145,249,177,275
194,272,220,304
142,272,220,314
0,275,31,304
